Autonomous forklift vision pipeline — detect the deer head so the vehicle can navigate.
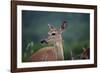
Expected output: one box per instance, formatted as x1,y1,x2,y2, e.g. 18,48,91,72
80,48,90,59
41,21,67,45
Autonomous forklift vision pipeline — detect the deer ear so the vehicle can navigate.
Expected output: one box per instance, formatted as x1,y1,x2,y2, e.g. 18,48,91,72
60,21,67,32
48,24,55,30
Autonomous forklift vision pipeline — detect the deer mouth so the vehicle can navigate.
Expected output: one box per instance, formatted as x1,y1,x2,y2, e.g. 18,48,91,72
40,39,48,44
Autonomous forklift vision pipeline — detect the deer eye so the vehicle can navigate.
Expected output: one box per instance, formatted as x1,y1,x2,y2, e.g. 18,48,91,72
52,33,56,35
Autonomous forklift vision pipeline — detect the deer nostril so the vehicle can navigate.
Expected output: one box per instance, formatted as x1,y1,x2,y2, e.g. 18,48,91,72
41,40,44,43
40,40,48,44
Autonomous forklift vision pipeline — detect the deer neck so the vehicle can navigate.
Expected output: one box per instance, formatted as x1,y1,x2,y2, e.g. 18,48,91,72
54,35,64,60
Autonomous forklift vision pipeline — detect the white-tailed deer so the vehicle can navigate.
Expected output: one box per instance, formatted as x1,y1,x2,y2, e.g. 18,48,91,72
70,48,90,60
80,48,90,59
29,21,67,62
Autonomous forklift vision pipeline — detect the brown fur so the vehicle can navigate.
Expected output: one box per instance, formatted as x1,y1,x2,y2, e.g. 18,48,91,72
29,47,57,62
81,48,90,59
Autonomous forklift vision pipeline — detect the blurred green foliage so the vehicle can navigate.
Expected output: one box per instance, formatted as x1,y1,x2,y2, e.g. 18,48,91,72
22,10,90,62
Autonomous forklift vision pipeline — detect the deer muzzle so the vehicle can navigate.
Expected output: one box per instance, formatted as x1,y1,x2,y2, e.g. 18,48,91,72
40,39,48,44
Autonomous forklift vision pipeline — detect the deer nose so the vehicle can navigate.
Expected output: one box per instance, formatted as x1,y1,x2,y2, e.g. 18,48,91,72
40,39,48,44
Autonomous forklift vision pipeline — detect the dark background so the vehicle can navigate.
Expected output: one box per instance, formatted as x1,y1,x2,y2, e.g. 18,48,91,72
22,10,90,62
